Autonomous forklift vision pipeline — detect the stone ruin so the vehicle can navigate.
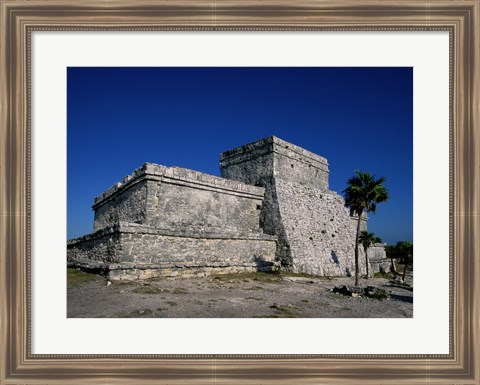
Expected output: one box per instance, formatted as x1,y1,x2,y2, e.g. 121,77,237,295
68,136,389,280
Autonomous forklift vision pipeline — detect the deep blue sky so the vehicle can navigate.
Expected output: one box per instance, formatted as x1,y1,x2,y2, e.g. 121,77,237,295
67,67,412,245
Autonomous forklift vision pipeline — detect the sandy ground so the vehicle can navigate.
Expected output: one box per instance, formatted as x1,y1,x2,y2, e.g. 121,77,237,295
67,269,413,318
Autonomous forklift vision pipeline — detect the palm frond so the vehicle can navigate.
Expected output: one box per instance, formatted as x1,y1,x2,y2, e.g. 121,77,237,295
343,170,389,215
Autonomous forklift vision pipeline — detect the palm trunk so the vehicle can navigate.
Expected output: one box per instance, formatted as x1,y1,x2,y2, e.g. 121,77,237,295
364,247,369,278
354,213,362,286
402,261,409,283
390,257,397,276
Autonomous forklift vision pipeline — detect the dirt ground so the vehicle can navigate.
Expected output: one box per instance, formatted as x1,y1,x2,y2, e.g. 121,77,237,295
67,269,413,318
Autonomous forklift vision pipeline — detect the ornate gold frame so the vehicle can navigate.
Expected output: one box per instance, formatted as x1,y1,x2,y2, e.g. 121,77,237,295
1,1,478,383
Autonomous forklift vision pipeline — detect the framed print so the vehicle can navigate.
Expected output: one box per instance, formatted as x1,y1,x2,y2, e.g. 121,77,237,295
1,0,479,384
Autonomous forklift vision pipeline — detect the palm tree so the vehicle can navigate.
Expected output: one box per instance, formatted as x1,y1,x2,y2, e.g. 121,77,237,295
385,245,398,276
359,231,382,278
343,171,389,286
398,241,413,283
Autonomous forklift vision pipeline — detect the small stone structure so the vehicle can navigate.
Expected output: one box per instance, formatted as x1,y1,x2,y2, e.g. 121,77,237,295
68,136,387,280
368,243,394,275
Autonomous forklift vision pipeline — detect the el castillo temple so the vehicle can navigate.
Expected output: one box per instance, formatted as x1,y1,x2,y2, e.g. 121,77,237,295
67,136,389,281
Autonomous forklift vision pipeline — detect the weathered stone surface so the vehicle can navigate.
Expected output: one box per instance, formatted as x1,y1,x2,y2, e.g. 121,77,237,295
68,222,277,280
220,135,369,276
93,180,147,231
69,135,387,280
220,136,330,189
93,163,265,234
368,243,392,274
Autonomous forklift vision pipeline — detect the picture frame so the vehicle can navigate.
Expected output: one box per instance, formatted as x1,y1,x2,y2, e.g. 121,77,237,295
1,0,478,383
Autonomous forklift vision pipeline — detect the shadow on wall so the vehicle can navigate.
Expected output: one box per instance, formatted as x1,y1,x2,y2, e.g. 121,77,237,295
253,255,278,272
331,250,340,265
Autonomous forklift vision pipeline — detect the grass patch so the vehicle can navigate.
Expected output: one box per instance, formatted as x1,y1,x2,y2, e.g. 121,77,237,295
279,271,333,280
111,280,136,287
171,287,190,294
369,291,388,300
132,285,162,295
373,272,395,279
268,304,302,318
245,286,264,291
131,284,189,295
364,287,389,300
212,272,281,283
67,268,99,285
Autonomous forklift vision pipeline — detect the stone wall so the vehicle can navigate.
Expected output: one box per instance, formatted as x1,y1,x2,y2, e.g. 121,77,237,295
368,243,393,274
93,181,148,231
67,226,122,263
68,222,277,281
274,180,367,276
220,136,369,276
220,136,329,190
70,163,277,280
92,163,265,234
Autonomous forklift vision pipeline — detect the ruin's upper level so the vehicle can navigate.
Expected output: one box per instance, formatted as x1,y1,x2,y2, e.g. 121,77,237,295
220,136,330,190
92,163,266,234
91,137,331,236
